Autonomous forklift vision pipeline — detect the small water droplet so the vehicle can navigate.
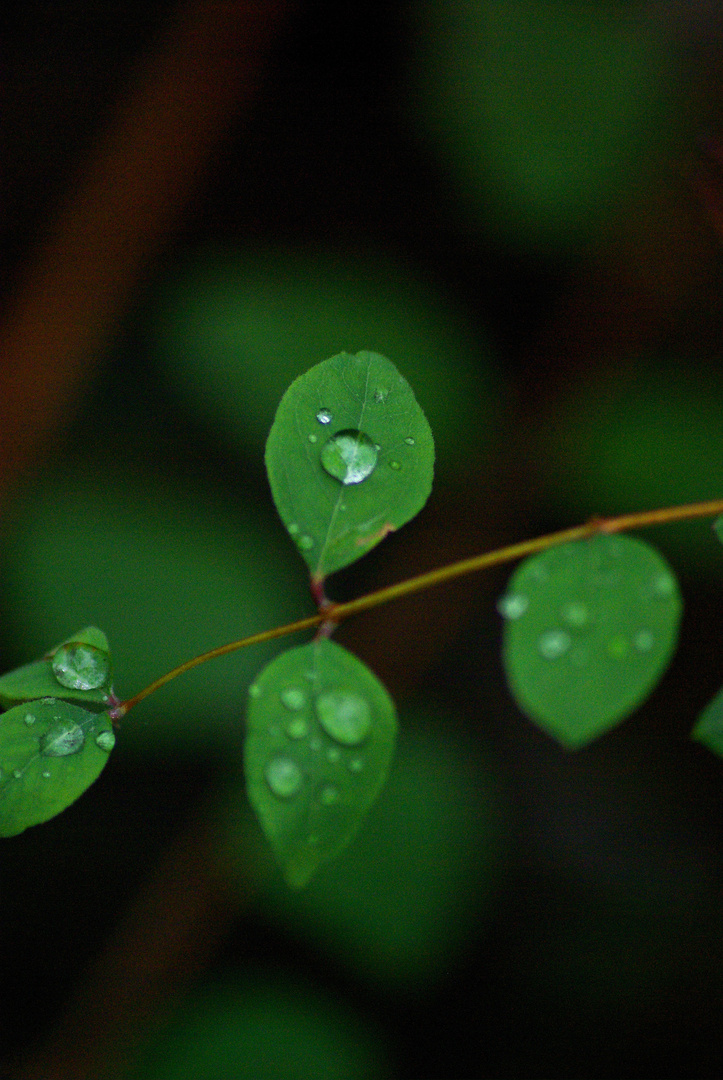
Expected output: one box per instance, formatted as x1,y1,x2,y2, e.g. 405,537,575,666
23,713,36,726
538,629,572,659
308,433,318,444
348,757,364,772
40,719,86,757
42,770,51,779
298,535,314,550
281,687,306,711
497,593,528,620
286,717,308,740
316,691,372,745
12,769,22,779
607,634,629,660
327,746,340,762
95,729,116,752
404,436,415,445
287,523,299,536
389,460,401,471
652,573,676,598
560,601,589,629
373,388,387,403
52,642,110,691
320,785,339,806
248,683,262,699
634,629,655,652
321,430,378,485
265,756,303,798
316,408,332,424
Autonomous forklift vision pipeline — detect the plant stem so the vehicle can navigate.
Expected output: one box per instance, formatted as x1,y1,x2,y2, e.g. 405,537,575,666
112,497,723,718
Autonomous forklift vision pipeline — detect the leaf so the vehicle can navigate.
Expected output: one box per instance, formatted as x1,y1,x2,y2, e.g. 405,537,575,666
499,535,682,748
244,639,397,888
265,351,434,580
0,698,116,836
692,686,723,758
0,626,113,711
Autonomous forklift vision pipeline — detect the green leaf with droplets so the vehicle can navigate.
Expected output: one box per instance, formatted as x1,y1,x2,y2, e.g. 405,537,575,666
0,698,116,836
500,535,682,748
244,639,397,888
0,626,113,711
265,351,434,580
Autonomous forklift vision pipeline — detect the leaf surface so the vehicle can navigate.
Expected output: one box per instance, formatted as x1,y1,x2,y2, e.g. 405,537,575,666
244,639,397,887
0,698,115,835
265,351,434,579
500,535,681,747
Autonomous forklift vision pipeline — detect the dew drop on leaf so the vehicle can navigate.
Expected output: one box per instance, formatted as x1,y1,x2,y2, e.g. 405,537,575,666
23,713,36,726
560,601,589,629
316,408,332,424
95,730,116,752
320,784,339,805
298,535,314,550
265,756,303,798
308,434,317,443
286,717,308,740
497,593,529,620
321,430,378,485
389,460,401,471
280,687,306,711
52,643,110,691
634,629,654,652
316,690,372,745
40,719,86,757
404,437,415,445
537,629,572,659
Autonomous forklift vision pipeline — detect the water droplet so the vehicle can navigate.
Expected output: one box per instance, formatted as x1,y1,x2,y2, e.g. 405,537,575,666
287,523,299,536
52,643,110,691
321,430,378,485
12,769,22,779
281,687,306,711
316,691,372,745
348,757,364,772
327,746,340,763
652,573,676,598
95,729,116,752
497,593,528,620
404,436,415,445
560,601,589,629
40,719,86,757
538,629,572,660
23,713,36,726
316,408,332,424
634,629,655,652
607,634,629,660
298,535,314,550
320,785,339,806
286,717,308,740
42,770,51,779
389,460,401,471
374,388,387,403
248,683,262,699
308,433,318,444
265,756,302,798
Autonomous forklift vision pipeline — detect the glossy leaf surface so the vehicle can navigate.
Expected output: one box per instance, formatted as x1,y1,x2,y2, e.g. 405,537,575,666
500,535,682,748
265,351,434,579
245,639,397,887
0,698,115,836
0,626,112,711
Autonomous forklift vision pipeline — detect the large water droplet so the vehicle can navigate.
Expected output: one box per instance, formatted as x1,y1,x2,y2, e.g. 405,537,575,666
40,719,86,757
497,593,528,620
538,629,572,660
560,601,589,629
52,643,110,691
265,756,303,798
316,691,372,745
321,430,378,485
281,687,306,711
316,408,332,424
95,729,116,752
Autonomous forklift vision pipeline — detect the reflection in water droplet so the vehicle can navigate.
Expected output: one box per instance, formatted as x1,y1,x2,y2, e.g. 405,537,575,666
316,408,332,424
52,643,110,691
607,635,629,659
389,460,401,471
634,629,654,652
286,717,308,740
23,713,36,726
248,683,262,699
404,436,415,445
321,430,378,485
308,434,318,444
298,535,314,550
40,720,86,757
538,629,572,659
560,601,589,629
316,691,372,745
320,785,339,806
281,687,306,711
95,730,116,752
497,594,528,620
265,756,303,798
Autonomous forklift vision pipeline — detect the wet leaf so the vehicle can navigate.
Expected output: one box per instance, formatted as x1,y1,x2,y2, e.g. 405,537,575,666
265,351,434,580
0,698,115,836
0,626,112,711
244,639,397,888
500,535,682,748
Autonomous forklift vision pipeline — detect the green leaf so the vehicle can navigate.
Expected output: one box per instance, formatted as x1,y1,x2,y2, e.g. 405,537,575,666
244,639,397,888
500,535,682,748
0,698,115,836
692,685,723,758
0,626,113,711
265,351,434,580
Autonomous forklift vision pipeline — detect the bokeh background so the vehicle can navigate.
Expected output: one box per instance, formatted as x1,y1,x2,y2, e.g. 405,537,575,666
3,2,723,1077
